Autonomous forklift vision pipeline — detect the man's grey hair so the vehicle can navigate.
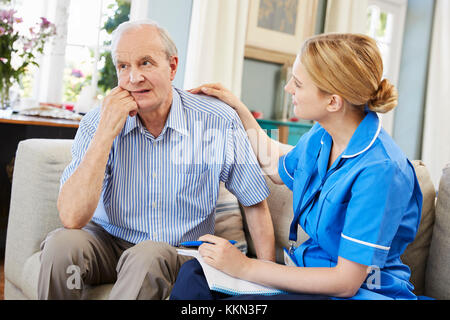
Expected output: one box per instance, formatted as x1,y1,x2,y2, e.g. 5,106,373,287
110,19,178,65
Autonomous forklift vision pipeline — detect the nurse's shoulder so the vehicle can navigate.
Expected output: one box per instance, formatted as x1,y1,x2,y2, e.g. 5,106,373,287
362,127,417,187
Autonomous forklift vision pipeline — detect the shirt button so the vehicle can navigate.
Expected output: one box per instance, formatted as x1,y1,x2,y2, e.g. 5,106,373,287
152,202,157,209
153,172,157,179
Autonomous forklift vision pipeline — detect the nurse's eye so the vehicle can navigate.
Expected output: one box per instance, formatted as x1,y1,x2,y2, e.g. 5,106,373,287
294,81,302,88
142,60,152,67
118,64,128,71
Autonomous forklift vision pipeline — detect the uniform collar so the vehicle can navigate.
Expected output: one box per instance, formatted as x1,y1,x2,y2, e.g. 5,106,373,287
319,110,381,160
122,87,189,138
340,110,381,158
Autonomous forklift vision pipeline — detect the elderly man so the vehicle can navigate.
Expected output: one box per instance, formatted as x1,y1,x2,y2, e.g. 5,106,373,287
37,20,275,300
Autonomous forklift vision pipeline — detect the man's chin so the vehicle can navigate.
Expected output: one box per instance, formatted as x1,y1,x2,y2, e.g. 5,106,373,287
135,101,158,112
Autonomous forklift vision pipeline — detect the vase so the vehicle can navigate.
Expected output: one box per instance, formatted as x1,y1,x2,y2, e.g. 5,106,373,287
0,84,11,110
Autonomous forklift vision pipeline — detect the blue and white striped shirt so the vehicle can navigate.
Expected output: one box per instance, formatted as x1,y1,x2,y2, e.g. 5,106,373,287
61,87,270,245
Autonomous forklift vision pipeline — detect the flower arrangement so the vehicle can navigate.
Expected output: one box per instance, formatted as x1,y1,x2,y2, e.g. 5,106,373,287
0,7,56,108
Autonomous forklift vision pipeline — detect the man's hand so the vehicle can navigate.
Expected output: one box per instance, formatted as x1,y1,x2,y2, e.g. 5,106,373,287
98,86,138,140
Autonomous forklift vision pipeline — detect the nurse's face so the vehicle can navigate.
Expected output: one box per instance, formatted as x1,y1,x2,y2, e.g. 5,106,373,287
285,56,331,121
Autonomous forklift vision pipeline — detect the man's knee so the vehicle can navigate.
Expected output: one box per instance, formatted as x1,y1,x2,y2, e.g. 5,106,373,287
40,228,94,266
117,240,177,273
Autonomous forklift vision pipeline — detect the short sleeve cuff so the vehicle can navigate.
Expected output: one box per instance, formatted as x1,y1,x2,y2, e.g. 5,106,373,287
238,183,270,207
278,155,294,191
338,233,390,268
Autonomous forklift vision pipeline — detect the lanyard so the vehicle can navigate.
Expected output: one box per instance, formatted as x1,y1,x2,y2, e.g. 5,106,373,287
288,158,344,254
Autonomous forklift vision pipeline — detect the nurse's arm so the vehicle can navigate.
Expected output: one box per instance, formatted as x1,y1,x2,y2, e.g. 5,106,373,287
189,83,289,185
236,108,291,185
241,256,368,298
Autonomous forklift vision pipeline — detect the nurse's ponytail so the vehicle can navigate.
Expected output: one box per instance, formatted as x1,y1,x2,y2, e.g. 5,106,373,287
300,33,398,114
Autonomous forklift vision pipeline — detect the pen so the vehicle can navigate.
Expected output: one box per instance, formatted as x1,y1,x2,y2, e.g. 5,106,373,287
179,240,237,247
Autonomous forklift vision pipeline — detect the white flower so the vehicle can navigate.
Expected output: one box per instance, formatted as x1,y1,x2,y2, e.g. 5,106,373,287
10,53,23,71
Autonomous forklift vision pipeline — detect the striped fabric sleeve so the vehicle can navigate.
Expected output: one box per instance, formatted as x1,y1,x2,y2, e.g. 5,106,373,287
59,109,107,189
222,113,270,207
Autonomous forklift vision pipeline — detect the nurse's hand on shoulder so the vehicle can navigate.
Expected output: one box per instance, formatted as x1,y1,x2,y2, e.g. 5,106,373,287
98,86,138,141
188,83,248,114
198,234,250,279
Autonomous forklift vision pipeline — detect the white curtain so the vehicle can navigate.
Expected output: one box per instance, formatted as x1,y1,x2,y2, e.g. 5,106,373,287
35,0,70,104
129,0,149,21
324,0,369,33
183,0,249,98
422,0,450,188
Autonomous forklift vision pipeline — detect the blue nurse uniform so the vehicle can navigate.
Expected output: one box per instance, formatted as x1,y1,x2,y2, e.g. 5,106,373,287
279,110,423,300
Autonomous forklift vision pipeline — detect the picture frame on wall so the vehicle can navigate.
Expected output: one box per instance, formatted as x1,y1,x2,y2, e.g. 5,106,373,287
243,0,319,123
245,0,319,60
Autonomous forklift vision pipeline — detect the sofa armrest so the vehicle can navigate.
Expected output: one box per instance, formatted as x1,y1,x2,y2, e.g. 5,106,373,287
5,139,73,289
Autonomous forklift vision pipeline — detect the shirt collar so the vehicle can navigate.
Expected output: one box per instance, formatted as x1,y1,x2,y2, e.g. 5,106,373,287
122,113,138,137
320,110,382,159
121,87,189,138
165,87,189,137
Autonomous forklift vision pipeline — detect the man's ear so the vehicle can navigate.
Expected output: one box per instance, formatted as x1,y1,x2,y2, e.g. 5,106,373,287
169,56,179,81
327,94,344,112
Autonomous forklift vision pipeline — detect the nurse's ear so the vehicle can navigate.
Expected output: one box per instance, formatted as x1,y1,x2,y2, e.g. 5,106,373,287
326,94,345,113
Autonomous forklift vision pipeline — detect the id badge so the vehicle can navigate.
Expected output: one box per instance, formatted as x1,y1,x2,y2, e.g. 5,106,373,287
283,247,298,267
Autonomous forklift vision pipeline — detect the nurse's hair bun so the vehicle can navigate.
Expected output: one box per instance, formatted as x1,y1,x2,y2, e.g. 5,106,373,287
368,79,398,114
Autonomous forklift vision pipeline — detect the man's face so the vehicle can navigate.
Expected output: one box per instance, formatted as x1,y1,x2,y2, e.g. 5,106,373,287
115,25,178,113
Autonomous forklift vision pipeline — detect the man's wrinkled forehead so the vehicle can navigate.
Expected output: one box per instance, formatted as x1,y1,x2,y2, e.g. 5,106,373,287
113,26,166,63
114,47,166,65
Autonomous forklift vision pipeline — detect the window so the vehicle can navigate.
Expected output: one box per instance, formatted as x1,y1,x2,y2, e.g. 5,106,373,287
366,0,407,85
63,0,120,102
12,0,48,100
366,0,407,135
13,0,131,108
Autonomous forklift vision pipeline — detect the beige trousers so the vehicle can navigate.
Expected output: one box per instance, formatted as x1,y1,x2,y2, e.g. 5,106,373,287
37,221,192,300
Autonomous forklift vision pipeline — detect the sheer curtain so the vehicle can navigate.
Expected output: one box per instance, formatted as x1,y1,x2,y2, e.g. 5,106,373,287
422,0,450,188
183,0,249,97
324,0,368,33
